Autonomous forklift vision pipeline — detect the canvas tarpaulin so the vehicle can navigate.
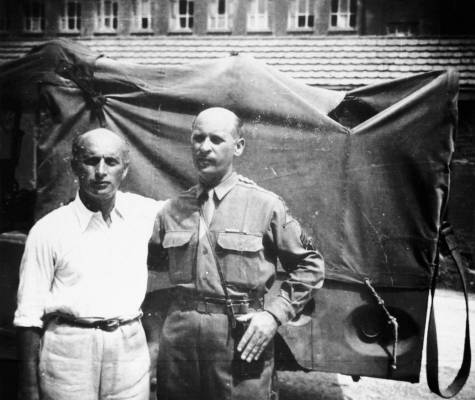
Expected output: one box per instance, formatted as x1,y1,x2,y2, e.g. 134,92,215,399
0,39,457,290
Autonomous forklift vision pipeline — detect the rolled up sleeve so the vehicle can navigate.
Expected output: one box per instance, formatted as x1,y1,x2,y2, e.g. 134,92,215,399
264,199,324,325
14,224,56,328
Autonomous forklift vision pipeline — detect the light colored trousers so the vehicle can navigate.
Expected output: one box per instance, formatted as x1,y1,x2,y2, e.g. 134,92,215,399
39,319,150,400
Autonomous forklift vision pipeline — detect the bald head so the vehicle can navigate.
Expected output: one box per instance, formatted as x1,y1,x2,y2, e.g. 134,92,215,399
190,107,245,186
72,128,129,164
192,107,243,140
71,128,130,210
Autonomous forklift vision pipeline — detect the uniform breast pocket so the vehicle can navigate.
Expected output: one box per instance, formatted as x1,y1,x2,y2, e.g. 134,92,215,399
163,231,195,284
216,232,264,288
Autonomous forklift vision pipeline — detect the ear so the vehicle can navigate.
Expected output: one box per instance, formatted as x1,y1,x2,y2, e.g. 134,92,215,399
234,138,245,157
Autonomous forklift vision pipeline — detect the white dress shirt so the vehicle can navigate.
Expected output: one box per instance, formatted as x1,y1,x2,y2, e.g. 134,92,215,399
14,191,164,328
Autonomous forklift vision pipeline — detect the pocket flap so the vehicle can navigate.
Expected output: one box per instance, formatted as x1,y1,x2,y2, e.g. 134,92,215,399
163,231,194,248
217,232,263,252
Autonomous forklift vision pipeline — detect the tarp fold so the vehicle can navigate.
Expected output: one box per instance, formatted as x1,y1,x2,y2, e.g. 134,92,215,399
0,39,457,289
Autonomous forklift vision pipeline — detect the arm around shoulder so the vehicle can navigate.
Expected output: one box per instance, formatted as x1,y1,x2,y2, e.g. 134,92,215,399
15,220,56,399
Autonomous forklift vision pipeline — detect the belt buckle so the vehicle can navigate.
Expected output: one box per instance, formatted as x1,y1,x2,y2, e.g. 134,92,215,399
196,301,207,313
232,300,249,315
100,319,120,332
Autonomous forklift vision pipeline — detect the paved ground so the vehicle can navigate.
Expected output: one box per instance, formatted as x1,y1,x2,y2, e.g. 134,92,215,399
277,289,475,400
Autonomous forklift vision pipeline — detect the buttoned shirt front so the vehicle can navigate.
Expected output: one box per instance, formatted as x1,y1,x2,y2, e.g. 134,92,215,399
14,191,164,328
178,175,239,296
148,173,325,325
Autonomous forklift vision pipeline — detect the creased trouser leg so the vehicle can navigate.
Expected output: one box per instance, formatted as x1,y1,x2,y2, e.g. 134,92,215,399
39,320,150,400
157,307,274,400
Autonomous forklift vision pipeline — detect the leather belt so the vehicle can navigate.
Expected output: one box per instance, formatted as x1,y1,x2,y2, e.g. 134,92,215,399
172,289,263,315
45,313,142,332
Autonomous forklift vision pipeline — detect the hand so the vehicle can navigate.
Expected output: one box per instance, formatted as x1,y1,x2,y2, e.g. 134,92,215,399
149,374,157,400
148,347,158,400
236,311,279,362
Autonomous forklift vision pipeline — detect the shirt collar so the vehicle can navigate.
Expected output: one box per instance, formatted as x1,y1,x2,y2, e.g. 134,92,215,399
73,191,125,231
196,172,239,202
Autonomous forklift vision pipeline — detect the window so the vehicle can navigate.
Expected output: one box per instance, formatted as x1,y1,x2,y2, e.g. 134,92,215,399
247,0,269,31
329,0,357,30
288,0,315,30
133,0,152,31
96,0,118,32
23,0,45,33
208,0,234,31
170,0,194,31
59,1,81,33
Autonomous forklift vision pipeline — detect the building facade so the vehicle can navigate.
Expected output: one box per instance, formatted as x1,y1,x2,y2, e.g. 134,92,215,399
1,0,474,39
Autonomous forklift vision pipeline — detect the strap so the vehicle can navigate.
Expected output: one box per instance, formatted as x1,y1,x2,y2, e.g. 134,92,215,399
363,278,399,371
426,221,471,398
199,207,237,328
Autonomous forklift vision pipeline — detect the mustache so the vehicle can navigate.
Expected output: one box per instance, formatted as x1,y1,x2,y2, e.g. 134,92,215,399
195,154,215,162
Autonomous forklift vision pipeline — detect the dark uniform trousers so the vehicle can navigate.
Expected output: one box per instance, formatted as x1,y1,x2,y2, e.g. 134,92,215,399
149,174,324,400
157,305,275,400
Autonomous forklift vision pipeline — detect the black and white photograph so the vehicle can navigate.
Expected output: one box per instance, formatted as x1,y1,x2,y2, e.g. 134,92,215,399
0,1,474,399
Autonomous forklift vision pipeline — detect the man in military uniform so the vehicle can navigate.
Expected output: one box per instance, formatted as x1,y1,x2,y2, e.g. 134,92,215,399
148,107,324,400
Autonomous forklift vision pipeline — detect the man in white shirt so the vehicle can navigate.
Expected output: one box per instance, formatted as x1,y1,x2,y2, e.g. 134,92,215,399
14,128,163,400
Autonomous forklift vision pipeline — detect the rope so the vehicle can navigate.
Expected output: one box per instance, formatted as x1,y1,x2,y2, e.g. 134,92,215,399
364,278,399,370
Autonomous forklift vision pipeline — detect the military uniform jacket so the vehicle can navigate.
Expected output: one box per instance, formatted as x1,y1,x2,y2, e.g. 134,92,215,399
148,173,324,325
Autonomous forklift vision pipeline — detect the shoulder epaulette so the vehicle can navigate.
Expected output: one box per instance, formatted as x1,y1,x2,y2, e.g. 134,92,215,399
237,174,257,186
238,176,285,203
236,174,282,202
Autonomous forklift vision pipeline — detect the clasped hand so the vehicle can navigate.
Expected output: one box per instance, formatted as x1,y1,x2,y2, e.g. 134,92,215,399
236,311,279,362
